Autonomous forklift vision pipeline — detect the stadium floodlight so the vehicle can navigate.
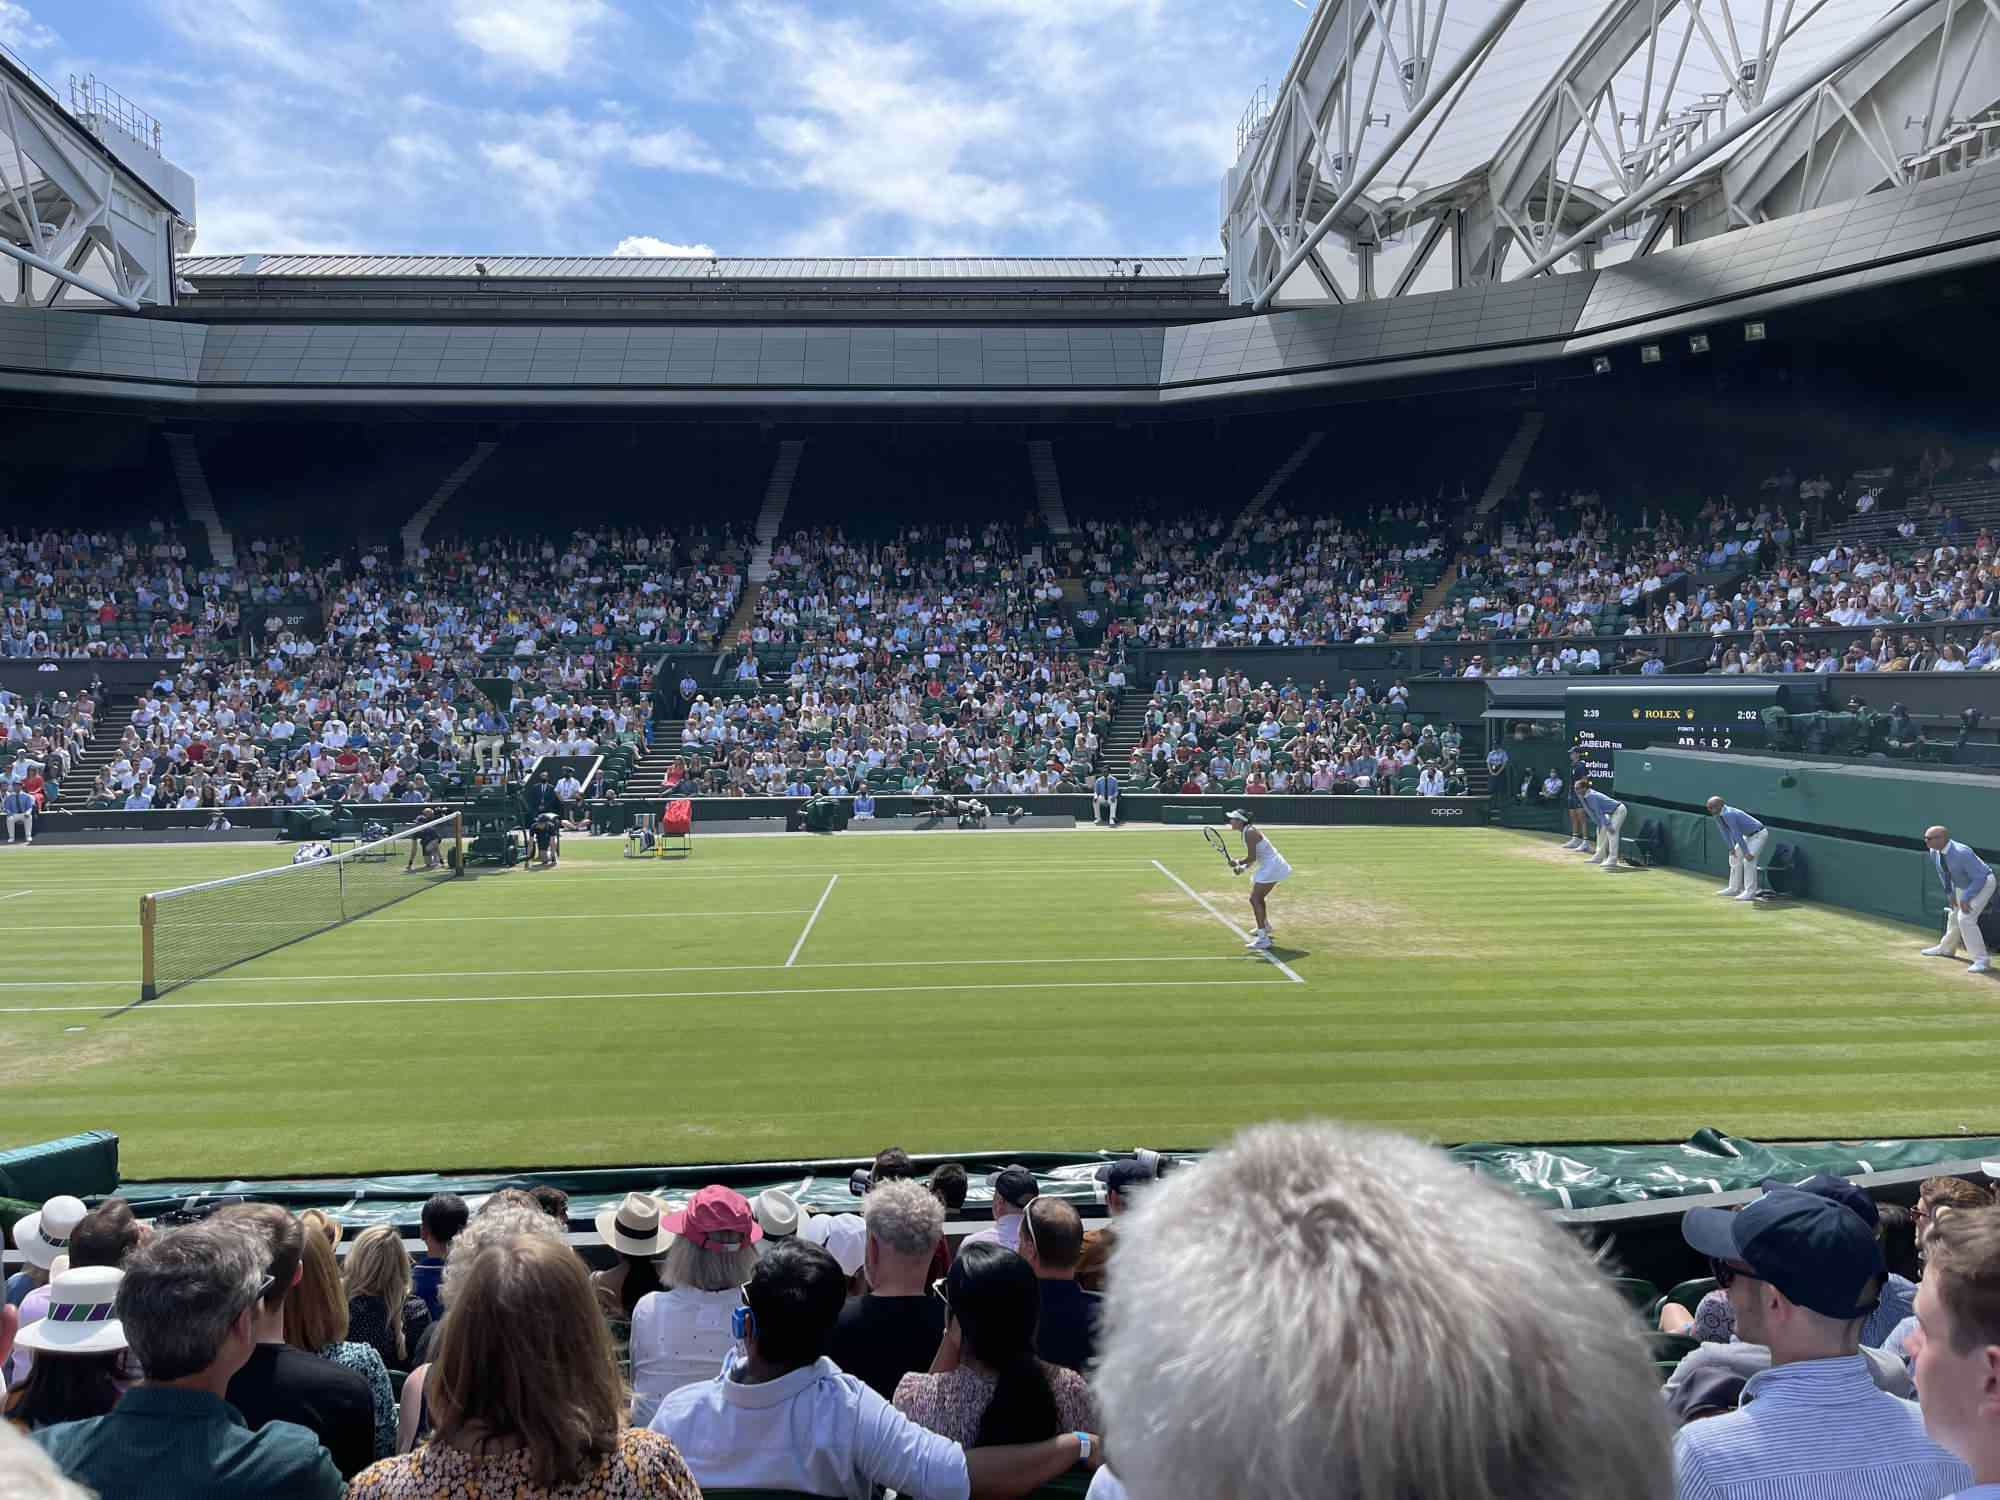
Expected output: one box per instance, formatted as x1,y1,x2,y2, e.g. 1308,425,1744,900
1640,344,1661,364
1744,321,1766,342
1591,355,1612,374
1689,333,1711,354
137,813,463,1002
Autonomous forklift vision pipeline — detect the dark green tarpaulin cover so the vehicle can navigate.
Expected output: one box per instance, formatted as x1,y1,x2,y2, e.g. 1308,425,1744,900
96,1128,2000,1229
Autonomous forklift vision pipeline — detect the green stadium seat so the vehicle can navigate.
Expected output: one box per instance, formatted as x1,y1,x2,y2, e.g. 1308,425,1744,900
1651,1276,1720,1322
1606,1276,1659,1309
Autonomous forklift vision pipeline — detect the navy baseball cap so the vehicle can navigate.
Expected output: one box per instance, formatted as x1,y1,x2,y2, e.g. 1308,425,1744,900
1681,1188,1884,1320
1101,1159,1154,1196
990,1165,1041,1207
1760,1172,1879,1229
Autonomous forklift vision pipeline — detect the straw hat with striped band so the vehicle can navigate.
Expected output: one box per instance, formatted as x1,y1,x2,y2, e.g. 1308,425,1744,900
17,1266,128,1356
14,1195,88,1271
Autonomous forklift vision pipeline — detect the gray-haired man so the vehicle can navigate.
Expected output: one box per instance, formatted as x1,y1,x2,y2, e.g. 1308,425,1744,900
33,1219,343,1498
1084,1122,1673,1500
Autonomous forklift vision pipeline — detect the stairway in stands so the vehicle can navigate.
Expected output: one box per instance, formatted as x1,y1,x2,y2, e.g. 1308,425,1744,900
1392,409,1544,641
1233,430,1325,533
401,439,499,560
164,432,234,569
720,440,806,648
1099,692,1155,777
1475,410,1544,516
57,696,137,807
1027,441,1071,538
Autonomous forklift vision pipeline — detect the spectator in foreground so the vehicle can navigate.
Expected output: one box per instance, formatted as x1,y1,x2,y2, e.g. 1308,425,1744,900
2,1267,128,1433
1914,1205,2000,1489
31,1219,343,1499
283,1209,398,1460
412,1192,468,1320
752,1188,809,1259
396,1194,569,1453
1088,1121,1673,1500
831,1179,947,1399
343,1223,432,1373
895,1243,1096,1449
1673,1188,1969,1499
6,1196,84,1312
215,1203,376,1479
630,1186,763,1422
349,1233,700,1499
1018,1198,1098,1374
651,1239,1092,1499
0,1419,92,1499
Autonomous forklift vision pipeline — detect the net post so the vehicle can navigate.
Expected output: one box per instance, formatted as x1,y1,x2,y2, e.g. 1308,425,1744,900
139,893,157,1003
451,810,465,875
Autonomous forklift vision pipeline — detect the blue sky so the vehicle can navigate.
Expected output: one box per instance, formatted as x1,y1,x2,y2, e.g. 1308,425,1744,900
4,0,1302,258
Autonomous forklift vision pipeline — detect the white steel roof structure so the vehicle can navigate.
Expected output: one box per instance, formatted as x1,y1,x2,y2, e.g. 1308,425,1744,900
179,254,1228,281
1224,0,2000,305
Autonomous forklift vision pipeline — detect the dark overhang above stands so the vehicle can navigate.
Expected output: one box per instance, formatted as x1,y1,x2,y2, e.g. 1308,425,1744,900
170,254,1239,326
3,171,1996,412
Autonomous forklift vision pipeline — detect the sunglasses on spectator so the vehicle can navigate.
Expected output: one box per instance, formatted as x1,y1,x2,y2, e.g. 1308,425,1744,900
1708,1257,1761,1289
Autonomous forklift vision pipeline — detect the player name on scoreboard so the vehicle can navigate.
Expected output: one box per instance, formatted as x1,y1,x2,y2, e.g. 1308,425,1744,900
1563,682,1823,781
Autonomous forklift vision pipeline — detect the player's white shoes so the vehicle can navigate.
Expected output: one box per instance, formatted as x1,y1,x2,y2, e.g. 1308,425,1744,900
1717,886,1739,896
1972,959,1993,975
1921,945,1953,957
1245,927,1272,950
1733,891,1759,902
1562,838,1585,850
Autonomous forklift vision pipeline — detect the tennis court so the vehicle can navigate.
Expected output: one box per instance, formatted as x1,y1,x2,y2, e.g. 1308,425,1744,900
1,825,1994,1178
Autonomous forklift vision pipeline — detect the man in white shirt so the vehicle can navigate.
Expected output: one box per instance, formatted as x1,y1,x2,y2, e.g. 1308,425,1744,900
650,1240,1089,1499
555,771,585,826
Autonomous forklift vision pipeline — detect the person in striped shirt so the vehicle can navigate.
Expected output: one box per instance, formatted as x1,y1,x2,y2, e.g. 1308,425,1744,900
1922,827,1995,976
1708,798,1771,902
1575,779,1626,873
1674,1188,1971,1500
1914,1205,2000,1500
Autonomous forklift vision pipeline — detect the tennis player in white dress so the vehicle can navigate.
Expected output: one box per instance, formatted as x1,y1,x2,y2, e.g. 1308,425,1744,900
1227,808,1292,950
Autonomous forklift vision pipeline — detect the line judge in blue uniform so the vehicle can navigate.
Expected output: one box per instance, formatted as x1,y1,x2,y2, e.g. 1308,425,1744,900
1092,771,1120,828
1575,778,1626,873
1707,797,1770,902
1921,824,1994,975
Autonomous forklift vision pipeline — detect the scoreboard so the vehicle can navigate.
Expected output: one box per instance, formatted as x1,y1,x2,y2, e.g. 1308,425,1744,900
1565,683,1811,780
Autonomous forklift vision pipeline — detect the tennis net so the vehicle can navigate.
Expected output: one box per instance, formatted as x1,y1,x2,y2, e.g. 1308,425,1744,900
139,813,464,1001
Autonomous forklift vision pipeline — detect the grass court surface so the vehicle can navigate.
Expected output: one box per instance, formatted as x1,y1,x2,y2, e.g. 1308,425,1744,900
0,825,1993,1180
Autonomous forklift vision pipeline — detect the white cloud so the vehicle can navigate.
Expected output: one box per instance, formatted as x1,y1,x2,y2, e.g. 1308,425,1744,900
481,139,585,207
0,1,54,51
610,235,716,257
700,2,1103,247
449,0,609,76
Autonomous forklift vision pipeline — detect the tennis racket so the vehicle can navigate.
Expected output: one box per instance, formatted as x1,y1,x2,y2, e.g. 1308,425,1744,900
1204,826,1243,874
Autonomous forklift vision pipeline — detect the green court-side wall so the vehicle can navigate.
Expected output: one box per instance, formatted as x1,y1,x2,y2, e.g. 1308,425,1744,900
1611,748,1996,927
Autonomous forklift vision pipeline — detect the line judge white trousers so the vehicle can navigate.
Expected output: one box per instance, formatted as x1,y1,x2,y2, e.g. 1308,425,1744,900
5,812,29,842
1723,829,1772,896
1093,793,1118,825
1593,805,1627,866
1937,873,1997,963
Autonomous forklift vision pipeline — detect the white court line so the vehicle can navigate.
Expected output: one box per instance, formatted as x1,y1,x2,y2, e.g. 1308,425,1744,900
1150,859,1305,984
1,975,1294,1016
0,954,1253,989
0,890,29,903
786,875,839,968
15,909,818,932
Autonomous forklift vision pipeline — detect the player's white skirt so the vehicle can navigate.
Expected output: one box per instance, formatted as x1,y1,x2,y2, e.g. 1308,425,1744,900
1252,856,1292,885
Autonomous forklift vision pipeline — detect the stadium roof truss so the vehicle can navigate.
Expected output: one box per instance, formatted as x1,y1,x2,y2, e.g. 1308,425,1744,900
0,50,185,313
1224,0,2000,307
